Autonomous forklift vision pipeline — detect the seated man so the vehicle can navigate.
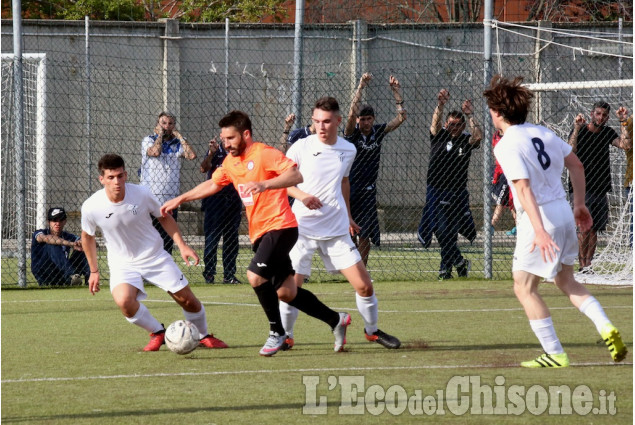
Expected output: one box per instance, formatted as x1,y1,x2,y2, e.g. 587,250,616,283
31,207,89,286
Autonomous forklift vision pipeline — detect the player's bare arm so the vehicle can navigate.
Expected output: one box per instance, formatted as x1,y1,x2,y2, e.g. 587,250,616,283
287,186,323,210
172,130,197,160
564,152,593,233
344,73,372,136
161,180,223,216
157,214,200,266
243,166,303,195
613,107,632,150
512,178,560,263
81,231,100,295
36,233,77,248
146,123,164,157
430,89,449,136
200,138,219,173
280,114,296,152
341,176,360,235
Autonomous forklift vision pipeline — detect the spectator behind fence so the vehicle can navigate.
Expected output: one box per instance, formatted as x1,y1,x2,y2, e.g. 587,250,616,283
418,88,482,280
82,154,228,352
279,113,315,153
31,207,90,286
140,111,197,254
161,110,351,357
283,96,401,350
343,73,407,267
568,101,631,271
200,137,243,284
490,129,517,235
484,74,627,368
617,107,633,246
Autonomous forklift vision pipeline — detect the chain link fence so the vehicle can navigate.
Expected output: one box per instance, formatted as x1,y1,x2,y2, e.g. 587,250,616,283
1,18,632,287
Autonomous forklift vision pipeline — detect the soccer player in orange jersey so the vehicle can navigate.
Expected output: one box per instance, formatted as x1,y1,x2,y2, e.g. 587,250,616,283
162,111,350,356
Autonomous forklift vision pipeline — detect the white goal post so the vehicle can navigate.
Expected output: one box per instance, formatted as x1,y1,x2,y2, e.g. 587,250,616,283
1,53,47,247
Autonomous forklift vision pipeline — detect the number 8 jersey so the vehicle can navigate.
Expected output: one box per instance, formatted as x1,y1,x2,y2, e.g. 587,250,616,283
494,123,572,215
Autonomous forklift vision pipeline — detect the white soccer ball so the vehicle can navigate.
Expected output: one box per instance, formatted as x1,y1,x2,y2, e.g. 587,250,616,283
165,320,200,355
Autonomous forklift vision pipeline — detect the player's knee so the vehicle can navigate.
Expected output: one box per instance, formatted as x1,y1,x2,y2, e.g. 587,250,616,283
117,298,139,318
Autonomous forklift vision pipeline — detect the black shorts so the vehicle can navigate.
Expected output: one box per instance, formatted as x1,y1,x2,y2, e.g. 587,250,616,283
490,175,511,207
249,227,297,289
350,187,380,246
586,193,609,232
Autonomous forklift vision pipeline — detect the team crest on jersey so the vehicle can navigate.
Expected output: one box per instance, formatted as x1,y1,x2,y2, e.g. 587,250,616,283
127,204,139,215
247,160,255,170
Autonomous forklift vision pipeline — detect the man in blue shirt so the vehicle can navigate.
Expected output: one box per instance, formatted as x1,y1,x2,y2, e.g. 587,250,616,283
31,207,89,286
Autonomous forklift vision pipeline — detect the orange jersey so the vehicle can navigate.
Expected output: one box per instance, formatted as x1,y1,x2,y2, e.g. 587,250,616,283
212,142,297,242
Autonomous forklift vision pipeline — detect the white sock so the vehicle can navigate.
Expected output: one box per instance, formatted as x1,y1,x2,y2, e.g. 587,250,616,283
279,301,299,338
579,296,611,334
183,305,208,337
529,317,564,355
126,303,163,333
356,292,378,334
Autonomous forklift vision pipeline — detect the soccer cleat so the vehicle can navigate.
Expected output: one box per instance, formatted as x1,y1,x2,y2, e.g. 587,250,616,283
456,259,471,278
259,331,287,357
70,274,85,286
438,271,453,281
281,337,295,351
365,329,401,349
601,324,628,362
222,276,242,284
333,313,352,352
143,327,166,352
199,334,229,349
520,352,570,368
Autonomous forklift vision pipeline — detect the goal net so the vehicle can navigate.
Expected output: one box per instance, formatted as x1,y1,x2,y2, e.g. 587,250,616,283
526,80,633,286
1,53,47,253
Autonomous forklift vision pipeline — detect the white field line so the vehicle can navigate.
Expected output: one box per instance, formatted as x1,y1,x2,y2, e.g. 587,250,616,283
3,362,631,384
2,298,632,314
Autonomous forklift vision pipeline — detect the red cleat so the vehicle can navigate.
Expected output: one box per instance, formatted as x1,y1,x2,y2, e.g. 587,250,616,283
143,330,165,351
281,337,295,351
199,334,229,349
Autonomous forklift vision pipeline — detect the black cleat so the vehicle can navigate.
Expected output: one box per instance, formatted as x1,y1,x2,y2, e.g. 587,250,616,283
365,329,401,349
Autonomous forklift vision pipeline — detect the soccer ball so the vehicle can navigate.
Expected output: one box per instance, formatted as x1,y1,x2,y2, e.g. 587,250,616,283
165,320,200,355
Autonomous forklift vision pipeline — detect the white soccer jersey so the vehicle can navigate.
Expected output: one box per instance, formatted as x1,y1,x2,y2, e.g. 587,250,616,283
494,123,572,214
81,183,164,263
286,135,357,239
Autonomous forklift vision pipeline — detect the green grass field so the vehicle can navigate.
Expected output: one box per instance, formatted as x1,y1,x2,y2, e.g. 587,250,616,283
2,280,632,424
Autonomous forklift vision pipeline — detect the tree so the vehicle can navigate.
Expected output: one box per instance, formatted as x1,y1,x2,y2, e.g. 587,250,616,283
164,0,289,22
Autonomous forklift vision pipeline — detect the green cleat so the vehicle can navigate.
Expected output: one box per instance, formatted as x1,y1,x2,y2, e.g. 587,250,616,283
601,324,628,362
521,352,570,368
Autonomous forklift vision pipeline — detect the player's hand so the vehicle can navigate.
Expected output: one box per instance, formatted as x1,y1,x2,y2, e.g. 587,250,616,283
530,229,560,263
389,75,400,89
349,219,361,236
208,138,219,153
462,99,474,116
360,72,372,87
616,106,630,123
72,240,83,252
180,245,200,266
438,89,450,106
161,198,180,217
285,114,296,126
573,205,593,233
302,195,323,210
573,113,586,129
243,181,266,195
88,273,100,295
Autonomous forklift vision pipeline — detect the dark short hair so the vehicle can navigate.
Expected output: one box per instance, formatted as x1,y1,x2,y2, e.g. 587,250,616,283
158,111,176,122
358,104,374,117
592,101,611,113
483,74,533,125
314,96,341,114
219,110,253,135
98,154,125,175
446,110,465,124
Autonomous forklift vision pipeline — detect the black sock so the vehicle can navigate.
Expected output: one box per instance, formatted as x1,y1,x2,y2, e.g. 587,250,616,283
288,287,340,330
252,281,285,335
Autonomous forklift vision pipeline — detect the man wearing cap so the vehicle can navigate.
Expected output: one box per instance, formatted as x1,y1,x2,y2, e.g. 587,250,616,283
343,72,407,266
31,207,90,286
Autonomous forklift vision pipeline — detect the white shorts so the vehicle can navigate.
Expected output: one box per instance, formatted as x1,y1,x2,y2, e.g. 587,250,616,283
108,250,189,301
512,199,578,279
290,234,362,276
